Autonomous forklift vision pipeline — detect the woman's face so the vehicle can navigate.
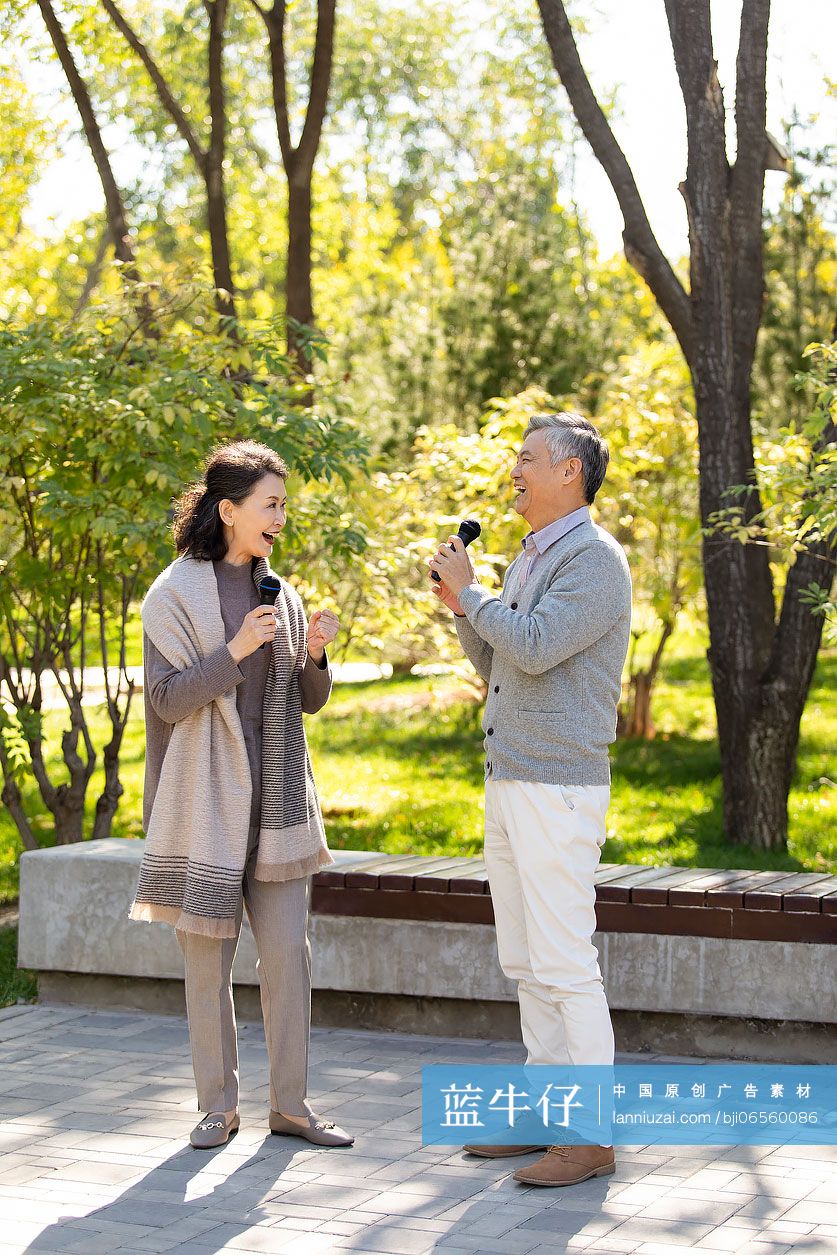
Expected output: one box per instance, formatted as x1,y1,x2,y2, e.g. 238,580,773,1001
219,472,287,562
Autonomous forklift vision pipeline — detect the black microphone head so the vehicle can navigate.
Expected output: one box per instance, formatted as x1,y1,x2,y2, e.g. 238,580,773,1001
457,519,481,545
258,575,283,605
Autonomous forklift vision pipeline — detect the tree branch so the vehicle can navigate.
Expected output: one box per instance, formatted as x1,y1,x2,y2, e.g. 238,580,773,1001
36,0,139,277
296,0,336,176
535,0,693,363
101,0,207,169
256,1,293,166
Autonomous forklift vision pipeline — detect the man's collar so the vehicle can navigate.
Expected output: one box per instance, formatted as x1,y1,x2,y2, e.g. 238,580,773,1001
521,505,591,553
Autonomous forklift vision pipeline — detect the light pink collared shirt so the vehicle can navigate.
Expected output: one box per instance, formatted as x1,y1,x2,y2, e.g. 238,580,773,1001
512,505,591,594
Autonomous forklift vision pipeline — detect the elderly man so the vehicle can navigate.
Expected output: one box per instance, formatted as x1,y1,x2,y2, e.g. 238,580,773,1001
429,412,631,1188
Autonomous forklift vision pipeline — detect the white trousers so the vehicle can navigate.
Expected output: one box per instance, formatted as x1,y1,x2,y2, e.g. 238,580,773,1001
484,778,614,1067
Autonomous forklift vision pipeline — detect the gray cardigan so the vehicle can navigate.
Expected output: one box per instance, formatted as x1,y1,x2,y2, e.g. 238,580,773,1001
456,518,631,786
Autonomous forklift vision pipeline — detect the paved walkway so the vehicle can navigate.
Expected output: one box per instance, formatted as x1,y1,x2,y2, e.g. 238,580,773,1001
0,1006,834,1255
1,662,397,713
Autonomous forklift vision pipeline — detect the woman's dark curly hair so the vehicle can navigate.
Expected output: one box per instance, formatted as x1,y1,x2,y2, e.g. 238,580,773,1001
172,440,288,561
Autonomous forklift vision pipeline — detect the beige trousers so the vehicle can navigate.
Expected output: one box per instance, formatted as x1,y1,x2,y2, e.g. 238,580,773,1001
484,778,615,1067
176,824,312,1115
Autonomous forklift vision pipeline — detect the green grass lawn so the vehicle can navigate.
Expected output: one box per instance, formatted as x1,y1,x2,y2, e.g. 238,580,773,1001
1,636,835,908
0,924,37,1008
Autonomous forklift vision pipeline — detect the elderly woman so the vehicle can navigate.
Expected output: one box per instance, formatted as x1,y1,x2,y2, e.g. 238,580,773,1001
130,439,353,1150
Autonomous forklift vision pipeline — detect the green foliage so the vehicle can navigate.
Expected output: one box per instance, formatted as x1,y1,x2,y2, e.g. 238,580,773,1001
709,340,837,641
295,388,539,672
755,124,836,432
0,278,367,844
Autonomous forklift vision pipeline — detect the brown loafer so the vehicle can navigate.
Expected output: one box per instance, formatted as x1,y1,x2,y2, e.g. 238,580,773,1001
269,1109,354,1147
463,1143,548,1158
190,1111,240,1149
513,1143,615,1186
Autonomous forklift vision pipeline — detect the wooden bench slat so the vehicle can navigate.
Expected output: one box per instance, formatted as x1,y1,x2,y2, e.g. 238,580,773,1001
378,856,457,890
743,872,835,911
594,863,643,885
708,870,801,908
597,866,680,904
314,852,393,888
313,850,837,938
449,866,490,895
668,869,751,906
413,858,487,892
631,867,717,905
343,854,430,889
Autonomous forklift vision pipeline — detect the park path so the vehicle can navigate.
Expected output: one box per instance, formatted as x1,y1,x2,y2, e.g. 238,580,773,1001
0,1006,835,1254
0,662,393,714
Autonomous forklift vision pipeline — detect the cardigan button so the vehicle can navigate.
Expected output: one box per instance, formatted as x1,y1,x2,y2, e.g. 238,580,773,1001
487,728,494,735
511,602,518,609
494,685,499,693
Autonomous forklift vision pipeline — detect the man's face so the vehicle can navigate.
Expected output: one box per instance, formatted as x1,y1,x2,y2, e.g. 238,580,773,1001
511,431,558,525
511,431,583,530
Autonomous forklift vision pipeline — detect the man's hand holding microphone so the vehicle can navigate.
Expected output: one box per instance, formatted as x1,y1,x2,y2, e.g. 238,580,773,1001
429,519,481,615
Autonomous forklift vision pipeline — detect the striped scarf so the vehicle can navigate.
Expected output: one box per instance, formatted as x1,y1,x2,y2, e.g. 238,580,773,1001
130,554,333,938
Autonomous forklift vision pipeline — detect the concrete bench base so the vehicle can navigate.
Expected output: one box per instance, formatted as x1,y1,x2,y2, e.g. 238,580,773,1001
34,971,836,1064
18,839,837,1064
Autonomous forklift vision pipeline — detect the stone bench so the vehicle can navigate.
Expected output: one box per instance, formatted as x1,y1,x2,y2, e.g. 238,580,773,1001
17,839,837,1063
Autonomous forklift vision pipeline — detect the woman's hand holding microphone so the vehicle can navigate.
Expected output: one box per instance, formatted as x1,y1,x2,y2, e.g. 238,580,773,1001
227,607,279,662
227,606,340,665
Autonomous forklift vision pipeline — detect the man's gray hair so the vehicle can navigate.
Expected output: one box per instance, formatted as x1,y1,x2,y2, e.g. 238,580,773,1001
523,412,609,503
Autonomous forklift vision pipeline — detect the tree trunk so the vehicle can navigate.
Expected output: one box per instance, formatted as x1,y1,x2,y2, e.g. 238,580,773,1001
535,0,836,849
0,753,36,852
38,0,157,334
286,175,314,365
205,0,236,325
91,732,125,841
101,0,236,329
258,0,336,376
618,671,656,740
616,620,672,740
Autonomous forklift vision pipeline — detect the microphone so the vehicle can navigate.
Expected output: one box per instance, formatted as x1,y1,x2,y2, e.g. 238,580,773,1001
431,518,481,582
258,575,283,648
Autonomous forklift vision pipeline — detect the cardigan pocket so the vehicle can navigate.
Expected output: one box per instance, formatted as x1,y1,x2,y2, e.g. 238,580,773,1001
517,708,566,723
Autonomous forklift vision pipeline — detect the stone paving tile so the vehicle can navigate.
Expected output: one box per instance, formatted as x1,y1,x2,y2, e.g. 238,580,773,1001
780,1199,837,1225
699,1226,769,1251
602,1217,718,1246
0,1009,835,1254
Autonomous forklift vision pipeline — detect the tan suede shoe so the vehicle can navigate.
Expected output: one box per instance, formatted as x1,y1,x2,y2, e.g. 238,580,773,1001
190,1112,239,1149
269,1109,354,1147
463,1143,548,1158
513,1143,615,1186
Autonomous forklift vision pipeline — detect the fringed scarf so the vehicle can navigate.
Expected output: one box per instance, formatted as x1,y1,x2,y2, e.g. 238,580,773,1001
130,555,333,937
